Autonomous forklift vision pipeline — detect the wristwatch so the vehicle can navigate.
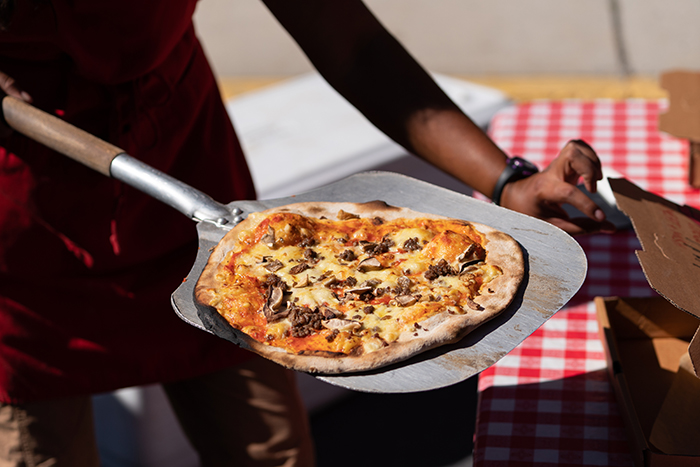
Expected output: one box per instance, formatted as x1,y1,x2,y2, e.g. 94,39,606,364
491,156,539,206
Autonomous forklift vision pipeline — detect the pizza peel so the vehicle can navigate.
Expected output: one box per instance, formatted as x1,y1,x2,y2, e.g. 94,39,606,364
1,96,587,393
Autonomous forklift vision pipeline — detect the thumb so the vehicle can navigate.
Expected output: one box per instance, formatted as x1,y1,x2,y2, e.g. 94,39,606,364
0,71,31,102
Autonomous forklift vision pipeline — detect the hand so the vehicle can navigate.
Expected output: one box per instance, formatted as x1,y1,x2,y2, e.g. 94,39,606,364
0,70,32,137
500,140,616,235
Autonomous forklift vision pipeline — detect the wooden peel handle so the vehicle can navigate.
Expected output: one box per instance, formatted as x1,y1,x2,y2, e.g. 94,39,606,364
1,96,123,176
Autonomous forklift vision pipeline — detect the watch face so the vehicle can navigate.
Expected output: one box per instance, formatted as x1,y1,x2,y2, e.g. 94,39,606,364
509,157,539,176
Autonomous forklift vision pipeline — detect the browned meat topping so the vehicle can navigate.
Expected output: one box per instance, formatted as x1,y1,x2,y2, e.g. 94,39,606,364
371,217,384,225
338,249,356,262
372,333,389,347
289,262,312,275
303,248,319,263
466,298,483,311
402,237,422,251
325,329,340,342
298,236,317,248
362,305,375,314
264,274,286,290
394,276,413,295
340,276,358,288
360,236,395,256
424,259,457,280
290,305,325,337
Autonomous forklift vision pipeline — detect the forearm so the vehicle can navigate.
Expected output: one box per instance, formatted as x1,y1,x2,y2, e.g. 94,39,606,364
263,0,508,198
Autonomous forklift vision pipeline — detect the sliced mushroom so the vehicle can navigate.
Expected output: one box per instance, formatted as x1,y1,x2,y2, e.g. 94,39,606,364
357,257,382,272
267,286,285,311
322,318,362,332
457,243,485,265
263,304,290,322
395,294,418,307
337,209,360,220
319,306,342,319
345,286,373,295
460,264,480,275
261,226,276,248
359,241,378,253
322,275,339,287
294,275,310,288
360,278,382,288
262,286,289,322
263,259,284,273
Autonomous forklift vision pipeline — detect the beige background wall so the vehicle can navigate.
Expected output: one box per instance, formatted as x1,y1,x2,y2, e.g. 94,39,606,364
193,0,700,78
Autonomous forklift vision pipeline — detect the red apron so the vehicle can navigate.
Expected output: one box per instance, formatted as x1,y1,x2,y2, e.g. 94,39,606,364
0,0,257,403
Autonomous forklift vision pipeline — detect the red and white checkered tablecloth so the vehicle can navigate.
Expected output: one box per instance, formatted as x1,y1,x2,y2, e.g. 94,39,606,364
473,100,700,466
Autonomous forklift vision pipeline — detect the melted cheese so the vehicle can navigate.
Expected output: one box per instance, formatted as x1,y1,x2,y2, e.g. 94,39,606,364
212,212,504,356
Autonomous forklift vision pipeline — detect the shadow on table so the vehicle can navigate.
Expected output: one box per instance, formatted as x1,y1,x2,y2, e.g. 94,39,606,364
310,376,478,467
474,370,635,466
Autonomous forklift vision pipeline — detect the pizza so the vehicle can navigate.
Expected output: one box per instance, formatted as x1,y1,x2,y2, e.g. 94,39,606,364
194,201,524,374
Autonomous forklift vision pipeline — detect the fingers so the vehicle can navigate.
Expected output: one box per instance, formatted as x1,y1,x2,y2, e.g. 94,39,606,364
0,70,31,102
550,180,606,222
503,172,615,236
547,215,616,236
551,139,603,193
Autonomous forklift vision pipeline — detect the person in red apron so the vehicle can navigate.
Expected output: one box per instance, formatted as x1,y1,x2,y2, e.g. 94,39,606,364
0,1,314,465
0,0,612,465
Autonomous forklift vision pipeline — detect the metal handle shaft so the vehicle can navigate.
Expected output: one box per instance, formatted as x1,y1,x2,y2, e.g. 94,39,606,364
1,96,238,225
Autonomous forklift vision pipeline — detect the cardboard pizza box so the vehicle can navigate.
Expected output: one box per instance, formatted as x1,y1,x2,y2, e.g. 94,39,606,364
659,70,700,188
593,177,700,465
596,297,700,466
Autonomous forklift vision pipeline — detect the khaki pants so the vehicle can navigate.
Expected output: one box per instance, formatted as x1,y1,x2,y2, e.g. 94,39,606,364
0,357,315,467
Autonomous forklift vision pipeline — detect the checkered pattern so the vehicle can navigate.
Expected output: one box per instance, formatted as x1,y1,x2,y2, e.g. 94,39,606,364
474,100,697,466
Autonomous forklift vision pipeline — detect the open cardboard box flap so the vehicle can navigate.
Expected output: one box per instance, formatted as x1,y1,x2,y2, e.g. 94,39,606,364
610,178,700,458
610,178,700,375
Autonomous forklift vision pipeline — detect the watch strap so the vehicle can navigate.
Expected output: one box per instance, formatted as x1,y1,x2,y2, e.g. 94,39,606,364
491,156,539,206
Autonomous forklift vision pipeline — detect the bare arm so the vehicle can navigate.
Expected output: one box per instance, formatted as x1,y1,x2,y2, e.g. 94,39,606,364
262,0,613,234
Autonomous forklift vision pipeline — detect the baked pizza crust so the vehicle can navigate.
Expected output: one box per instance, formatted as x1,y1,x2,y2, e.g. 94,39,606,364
195,200,524,374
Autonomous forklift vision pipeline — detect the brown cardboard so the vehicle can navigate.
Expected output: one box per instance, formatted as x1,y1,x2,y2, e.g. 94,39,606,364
658,70,700,187
650,352,700,456
596,296,700,466
690,142,700,189
659,71,700,141
610,178,700,376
